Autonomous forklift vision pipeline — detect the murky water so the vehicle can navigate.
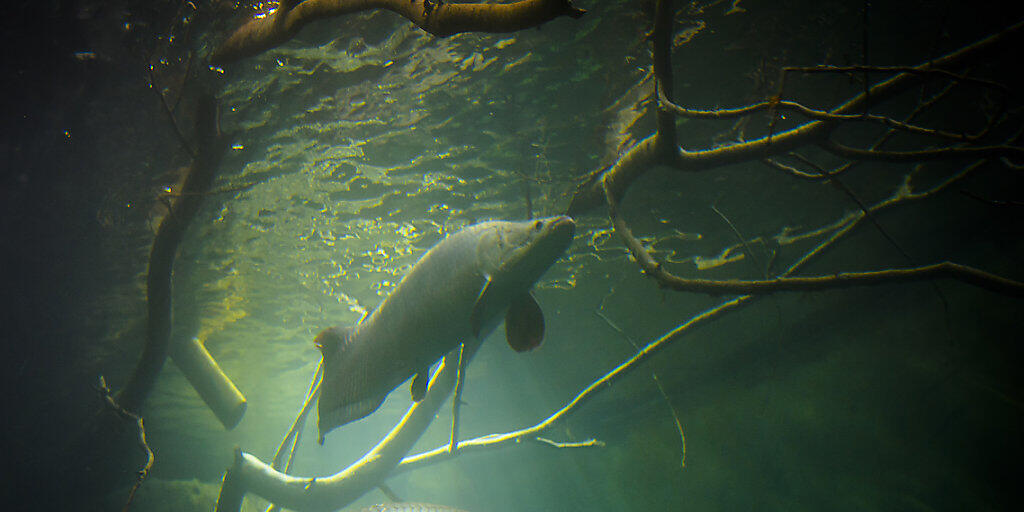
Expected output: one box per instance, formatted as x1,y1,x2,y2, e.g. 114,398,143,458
4,1,1023,511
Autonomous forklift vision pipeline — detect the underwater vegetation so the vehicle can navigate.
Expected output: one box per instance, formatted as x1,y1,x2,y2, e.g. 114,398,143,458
4,0,1023,511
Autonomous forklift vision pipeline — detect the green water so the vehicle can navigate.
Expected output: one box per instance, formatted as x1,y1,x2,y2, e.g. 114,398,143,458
4,0,1022,511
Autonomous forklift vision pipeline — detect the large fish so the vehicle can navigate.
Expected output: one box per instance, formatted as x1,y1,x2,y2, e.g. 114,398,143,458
315,216,575,442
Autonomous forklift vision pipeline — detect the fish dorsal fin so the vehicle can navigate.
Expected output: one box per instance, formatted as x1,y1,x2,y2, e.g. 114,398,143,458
505,292,544,352
314,326,353,356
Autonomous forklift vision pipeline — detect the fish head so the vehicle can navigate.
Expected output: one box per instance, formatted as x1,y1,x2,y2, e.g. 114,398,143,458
477,215,575,287
314,325,385,443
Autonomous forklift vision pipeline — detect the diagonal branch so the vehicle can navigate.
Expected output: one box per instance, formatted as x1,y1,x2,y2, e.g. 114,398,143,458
216,342,479,512
661,94,990,143
629,262,1024,298
820,139,1024,163
601,148,1024,299
783,64,1009,92
211,0,586,65
98,375,154,512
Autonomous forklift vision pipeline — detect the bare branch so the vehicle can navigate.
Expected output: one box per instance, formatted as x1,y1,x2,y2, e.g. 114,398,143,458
145,58,196,157
602,148,1023,298
534,437,605,448
650,373,686,469
211,0,586,65
761,157,827,180
820,139,1024,162
567,20,1024,215
215,343,478,512
448,343,467,454
98,376,154,512
637,262,1024,298
783,64,1009,92
397,295,752,474
660,90,987,143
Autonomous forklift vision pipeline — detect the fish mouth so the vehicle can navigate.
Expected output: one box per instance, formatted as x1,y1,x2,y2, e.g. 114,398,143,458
547,215,575,242
498,215,575,285
535,215,575,258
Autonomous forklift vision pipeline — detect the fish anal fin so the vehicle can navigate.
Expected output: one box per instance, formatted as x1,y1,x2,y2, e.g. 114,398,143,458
411,367,429,401
505,292,544,352
317,394,385,443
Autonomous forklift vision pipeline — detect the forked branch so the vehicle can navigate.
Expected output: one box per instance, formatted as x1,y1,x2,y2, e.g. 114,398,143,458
566,18,1024,216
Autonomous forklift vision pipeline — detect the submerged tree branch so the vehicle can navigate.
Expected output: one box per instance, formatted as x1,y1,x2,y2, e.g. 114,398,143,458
566,19,1024,215
98,376,154,512
782,64,1009,92
637,262,1024,298
820,139,1024,162
661,93,988,143
216,342,479,512
396,294,748,474
211,0,586,64
602,156,1023,299
118,94,233,414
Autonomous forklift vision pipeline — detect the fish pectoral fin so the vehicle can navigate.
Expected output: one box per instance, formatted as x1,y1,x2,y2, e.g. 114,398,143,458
505,292,545,352
411,368,429,401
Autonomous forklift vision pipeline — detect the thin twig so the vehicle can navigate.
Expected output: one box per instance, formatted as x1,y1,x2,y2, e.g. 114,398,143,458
595,277,686,468
783,64,1009,92
145,59,196,157
603,155,1023,298
266,360,322,512
820,139,1024,162
448,343,467,454
628,262,1024,297
761,157,826,180
711,203,766,278
660,91,986,143
650,373,686,468
98,376,154,512
960,189,1024,208
534,437,605,448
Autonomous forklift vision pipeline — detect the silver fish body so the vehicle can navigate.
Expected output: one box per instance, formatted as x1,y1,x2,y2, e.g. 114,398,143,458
315,216,575,441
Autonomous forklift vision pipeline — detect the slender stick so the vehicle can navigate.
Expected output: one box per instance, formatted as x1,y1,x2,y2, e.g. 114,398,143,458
271,361,323,471
98,376,154,512
266,361,323,512
448,343,467,454
651,373,686,468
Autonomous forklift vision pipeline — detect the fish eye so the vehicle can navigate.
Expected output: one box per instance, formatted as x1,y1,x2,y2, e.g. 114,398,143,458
533,220,542,231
